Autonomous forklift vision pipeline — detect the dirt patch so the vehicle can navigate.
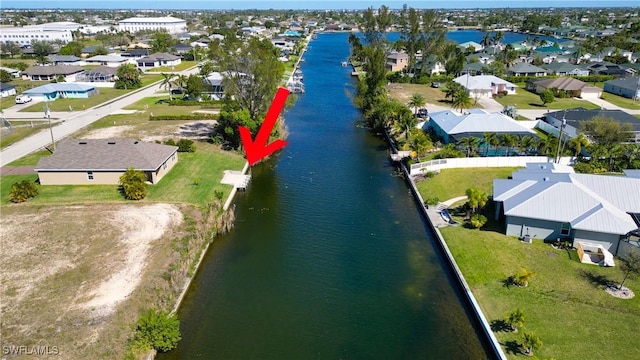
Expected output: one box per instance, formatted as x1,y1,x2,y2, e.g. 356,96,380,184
387,83,447,104
0,203,183,359
82,125,136,139
81,121,217,143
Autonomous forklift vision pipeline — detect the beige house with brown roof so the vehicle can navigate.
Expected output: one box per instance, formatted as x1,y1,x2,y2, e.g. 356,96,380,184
35,139,179,185
527,77,602,99
386,52,409,72
22,65,85,81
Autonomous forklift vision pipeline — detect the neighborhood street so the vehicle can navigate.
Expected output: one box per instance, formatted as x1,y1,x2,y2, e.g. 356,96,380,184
0,67,199,167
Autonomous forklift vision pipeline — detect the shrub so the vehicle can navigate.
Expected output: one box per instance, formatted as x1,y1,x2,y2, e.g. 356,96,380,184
164,139,176,146
8,180,39,203
176,139,196,153
469,214,487,229
512,268,535,287
119,167,148,200
425,196,440,206
132,309,181,353
425,171,436,178
572,162,594,173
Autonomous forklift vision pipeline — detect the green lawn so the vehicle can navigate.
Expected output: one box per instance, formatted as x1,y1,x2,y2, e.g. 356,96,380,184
6,149,51,166
0,94,16,111
414,166,640,358
150,61,198,72
0,121,59,150
1,150,245,208
495,86,600,110
442,225,640,359
601,92,640,110
415,167,519,202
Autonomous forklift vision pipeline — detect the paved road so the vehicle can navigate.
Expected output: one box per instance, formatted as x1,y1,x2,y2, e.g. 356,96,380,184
0,67,199,167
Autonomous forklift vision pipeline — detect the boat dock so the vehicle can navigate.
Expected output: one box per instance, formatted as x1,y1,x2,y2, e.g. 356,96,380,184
221,170,251,190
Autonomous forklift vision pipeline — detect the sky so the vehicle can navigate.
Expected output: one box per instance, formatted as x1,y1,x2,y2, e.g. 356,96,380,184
3,0,639,10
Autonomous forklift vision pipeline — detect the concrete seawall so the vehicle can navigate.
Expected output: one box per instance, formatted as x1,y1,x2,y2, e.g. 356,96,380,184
385,132,507,360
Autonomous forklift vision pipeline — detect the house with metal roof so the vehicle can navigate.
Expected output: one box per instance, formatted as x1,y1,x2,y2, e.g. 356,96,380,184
76,66,118,83
458,41,484,53
35,139,179,185
47,55,83,65
493,165,640,255
603,76,640,100
23,83,98,101
527,77,602,99
426,109,537,145
453,74,518,98
543,108,640,143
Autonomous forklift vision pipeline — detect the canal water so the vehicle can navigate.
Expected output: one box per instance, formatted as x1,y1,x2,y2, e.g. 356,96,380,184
160,32,491,359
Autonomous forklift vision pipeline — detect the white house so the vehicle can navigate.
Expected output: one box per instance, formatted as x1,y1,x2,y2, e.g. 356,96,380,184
84,55,136,68
453,74,518,98
136,52,181,69
0,82,16,97
0,26,72,45
494,165,640,255
118,16,186,34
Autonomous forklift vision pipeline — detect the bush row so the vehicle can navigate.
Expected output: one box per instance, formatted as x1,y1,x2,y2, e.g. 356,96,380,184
168,99,223,107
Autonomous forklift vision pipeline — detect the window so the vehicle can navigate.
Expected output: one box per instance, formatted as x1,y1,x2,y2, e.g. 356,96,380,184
163,162,167,170
560,223,571,236
87,171,94,180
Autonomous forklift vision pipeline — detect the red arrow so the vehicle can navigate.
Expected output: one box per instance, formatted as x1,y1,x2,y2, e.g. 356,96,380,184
239,87,290,166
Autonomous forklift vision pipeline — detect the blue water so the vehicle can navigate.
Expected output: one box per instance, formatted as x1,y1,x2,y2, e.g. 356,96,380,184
159,32,492,360
386,29,566,45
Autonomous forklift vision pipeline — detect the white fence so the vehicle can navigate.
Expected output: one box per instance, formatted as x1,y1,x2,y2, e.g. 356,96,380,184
409,156,575,175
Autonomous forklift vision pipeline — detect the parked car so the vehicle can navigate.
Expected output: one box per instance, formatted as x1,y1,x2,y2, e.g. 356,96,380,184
430,82,440,88
417,108,429,117
15,95,32,104
170,88,183,95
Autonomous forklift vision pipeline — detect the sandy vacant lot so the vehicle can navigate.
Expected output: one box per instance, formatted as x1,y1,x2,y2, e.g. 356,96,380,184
81,120,217,142
0,203,182,359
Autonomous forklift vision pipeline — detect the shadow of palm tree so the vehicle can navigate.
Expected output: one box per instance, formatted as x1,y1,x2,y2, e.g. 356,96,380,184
490,319,511,332
503,340,522,355
580,269,613,288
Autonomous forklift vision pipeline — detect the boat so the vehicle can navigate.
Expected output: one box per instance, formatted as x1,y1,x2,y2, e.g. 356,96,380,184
287,80,305,94
341,61,348,67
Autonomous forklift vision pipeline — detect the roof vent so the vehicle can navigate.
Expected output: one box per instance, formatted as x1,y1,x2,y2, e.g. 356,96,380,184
134,141,139,144
107,141,116,145
543,177,550,181
79,141,87,145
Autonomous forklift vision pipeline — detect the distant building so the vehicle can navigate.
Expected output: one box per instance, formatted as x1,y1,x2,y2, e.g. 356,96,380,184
0,82,16,98
136,52,181,69
527,77,602,99
0,26,72,45
453,74,517,98
118,16,187,34
22,65,85,81
544,108,640,143
386,52,409,72
23,83,98,101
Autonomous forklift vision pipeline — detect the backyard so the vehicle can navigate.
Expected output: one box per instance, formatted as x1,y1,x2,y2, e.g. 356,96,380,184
493,85,600,110
416,167,640,359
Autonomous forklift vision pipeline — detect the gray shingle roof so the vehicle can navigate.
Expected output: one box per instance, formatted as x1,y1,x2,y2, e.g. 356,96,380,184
530,77,598,91
23,65,85,76
139,52,180,62
35,139,178,171
508,62,548,74
604,76,640,91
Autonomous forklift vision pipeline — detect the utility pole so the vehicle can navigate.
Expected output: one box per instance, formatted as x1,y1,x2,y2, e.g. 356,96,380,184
45,100,55,151
555,111,566,164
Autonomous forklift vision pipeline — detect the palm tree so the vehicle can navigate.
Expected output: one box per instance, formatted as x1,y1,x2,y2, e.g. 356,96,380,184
521,331,543,356
161,73,177,100
505,309,525,332
481,132,498,157
481,32,492,49
538,136,558,157
569,133,589,157
458,136,479,157
493,31,504,54
408,133,432,162
393,111,418,141
407,93,426,117
451,89,473,112
518,135,533,155
500,134,518,156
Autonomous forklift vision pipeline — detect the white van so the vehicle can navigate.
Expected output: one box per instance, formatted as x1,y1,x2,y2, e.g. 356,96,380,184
15,95,32,104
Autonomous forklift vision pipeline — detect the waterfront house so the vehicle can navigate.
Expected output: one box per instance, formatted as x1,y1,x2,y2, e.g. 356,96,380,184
426,109,537,145
453,74,517,98
526,77,602,99
35,139,178,185
0,82,16,97
458,41,484,53
23,83,98,101
386,52,409,72
543,108,640,143
493,165,640,255
22,65,85,81
603,76,640,100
